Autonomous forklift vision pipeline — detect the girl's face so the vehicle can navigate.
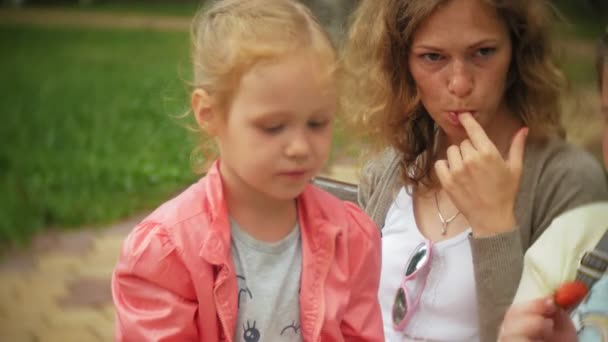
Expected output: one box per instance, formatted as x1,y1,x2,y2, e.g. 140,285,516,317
601,65,608,170
408,0,513,143
212,51,336,204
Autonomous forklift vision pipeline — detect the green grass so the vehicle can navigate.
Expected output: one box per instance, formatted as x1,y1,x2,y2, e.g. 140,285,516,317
554,11,603,88
0,25,199,246
23,0,202,17
0,23,357,247
0,4,600,247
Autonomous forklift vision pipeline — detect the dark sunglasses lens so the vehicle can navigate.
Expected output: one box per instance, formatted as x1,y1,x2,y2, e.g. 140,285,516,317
392,287,408,325
405,243,429,276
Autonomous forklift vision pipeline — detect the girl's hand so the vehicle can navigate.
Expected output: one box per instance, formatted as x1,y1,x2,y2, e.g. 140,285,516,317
499,297,577,342
435,112,528,236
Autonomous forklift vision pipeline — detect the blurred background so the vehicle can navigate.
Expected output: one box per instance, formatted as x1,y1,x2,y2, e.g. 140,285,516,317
0,0,605,341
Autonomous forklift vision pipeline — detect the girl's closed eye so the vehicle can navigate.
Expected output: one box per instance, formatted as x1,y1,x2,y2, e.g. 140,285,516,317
261,123,285,134
253,114,288,134
308,118,330,130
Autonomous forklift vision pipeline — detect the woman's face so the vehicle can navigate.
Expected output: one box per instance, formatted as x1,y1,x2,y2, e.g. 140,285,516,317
408,0,513,142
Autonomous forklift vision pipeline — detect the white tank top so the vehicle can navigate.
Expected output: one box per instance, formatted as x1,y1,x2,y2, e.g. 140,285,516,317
379,187,480,342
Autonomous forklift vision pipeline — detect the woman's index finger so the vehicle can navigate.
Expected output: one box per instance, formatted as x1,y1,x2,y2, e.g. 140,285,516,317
458,113,493,150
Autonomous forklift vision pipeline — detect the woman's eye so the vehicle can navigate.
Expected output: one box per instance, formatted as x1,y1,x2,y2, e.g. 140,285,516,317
422,53,443,62
476,47,496,57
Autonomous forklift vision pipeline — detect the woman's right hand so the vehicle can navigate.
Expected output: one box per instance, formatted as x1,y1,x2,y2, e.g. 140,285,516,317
499,296,577,342
435,113,528,237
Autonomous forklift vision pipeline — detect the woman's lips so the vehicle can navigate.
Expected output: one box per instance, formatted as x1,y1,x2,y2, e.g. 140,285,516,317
447,111,476,126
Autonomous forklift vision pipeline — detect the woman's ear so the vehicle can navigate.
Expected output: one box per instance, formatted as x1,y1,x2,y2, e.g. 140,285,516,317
192,88,218,135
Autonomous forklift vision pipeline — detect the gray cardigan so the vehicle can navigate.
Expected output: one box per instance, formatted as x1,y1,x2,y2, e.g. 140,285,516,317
358,138,608,342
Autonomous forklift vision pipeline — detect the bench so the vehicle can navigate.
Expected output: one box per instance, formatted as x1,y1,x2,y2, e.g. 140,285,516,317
312,176,359,204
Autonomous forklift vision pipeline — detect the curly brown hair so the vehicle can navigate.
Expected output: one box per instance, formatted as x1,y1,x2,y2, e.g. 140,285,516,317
341,0,565,189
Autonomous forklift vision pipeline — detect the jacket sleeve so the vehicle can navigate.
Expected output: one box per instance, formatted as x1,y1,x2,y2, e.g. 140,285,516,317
340,203,385,341
469,230,523,342
112,222,198,342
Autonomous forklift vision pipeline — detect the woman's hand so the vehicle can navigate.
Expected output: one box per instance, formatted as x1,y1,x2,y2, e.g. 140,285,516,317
499,297,577,342
435,112,528,236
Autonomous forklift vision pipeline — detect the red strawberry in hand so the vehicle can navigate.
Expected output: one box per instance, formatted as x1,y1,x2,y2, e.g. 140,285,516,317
554,281,588,310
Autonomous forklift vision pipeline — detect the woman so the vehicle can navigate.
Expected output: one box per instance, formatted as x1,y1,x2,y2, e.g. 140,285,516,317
342,0,608,341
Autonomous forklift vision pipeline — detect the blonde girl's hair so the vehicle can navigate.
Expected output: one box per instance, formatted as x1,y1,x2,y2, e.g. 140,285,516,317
189,0,337,172
341,0,565,190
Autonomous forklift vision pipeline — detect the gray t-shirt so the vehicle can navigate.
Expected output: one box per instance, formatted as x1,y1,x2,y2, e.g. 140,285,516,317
230,219,303,342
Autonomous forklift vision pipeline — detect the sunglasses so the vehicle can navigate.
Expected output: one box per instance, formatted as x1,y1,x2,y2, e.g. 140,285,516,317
392,239,433,331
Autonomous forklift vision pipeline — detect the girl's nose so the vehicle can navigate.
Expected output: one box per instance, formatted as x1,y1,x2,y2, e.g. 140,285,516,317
285,131,311,158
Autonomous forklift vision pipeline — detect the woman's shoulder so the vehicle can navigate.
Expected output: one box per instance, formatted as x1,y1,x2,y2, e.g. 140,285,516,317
359,148,401,194
524,137,607,187
525,137,601,170
361,148,400,175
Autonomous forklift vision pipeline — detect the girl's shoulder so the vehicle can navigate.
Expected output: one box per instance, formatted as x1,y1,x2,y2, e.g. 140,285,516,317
123,176,219,257
361,148,401,177
302,184,380,240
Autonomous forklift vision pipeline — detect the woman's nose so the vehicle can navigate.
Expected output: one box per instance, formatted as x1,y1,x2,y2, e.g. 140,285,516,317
447,61,474,98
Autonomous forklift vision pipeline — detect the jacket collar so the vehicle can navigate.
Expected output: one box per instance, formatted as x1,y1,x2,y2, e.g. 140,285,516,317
198,161,232,265
198,160,344,264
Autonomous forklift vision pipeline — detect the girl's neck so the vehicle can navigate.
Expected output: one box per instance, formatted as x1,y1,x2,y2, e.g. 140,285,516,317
220,171,298,243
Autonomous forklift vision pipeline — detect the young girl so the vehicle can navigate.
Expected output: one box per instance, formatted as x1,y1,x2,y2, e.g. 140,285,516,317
111,1,384,341
343,0,608,341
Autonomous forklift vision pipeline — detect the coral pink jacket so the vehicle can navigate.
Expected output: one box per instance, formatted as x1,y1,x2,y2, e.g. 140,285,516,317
112,162,384,341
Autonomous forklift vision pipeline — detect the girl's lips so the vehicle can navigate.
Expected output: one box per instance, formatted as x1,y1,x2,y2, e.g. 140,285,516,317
279,170,309,179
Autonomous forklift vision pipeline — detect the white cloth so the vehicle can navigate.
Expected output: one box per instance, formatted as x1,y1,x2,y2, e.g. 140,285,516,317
514,202,608,303
379,187,479,341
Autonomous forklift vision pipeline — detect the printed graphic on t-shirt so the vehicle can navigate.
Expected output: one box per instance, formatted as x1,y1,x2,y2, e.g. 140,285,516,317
243,320,260,342
236,274,301,341
280,321,301,336
237,275,253,308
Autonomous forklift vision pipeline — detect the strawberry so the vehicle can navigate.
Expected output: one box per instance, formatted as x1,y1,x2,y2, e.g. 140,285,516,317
553,281,588,309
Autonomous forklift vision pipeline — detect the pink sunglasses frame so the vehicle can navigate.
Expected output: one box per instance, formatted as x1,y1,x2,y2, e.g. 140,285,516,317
392,239,434,331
